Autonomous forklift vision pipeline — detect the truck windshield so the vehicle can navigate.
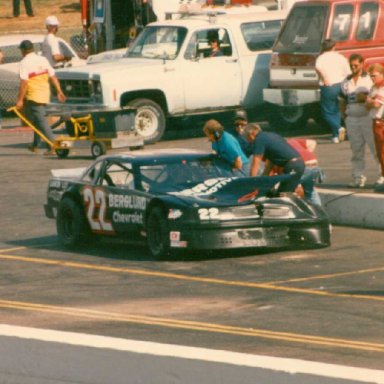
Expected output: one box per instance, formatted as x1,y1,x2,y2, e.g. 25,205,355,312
127,26,188,60
273,5,328,53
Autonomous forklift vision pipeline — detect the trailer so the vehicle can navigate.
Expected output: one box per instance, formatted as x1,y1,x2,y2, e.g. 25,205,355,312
9,107,143,158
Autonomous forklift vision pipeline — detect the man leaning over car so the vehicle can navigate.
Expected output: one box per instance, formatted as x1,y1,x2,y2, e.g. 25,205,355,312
16,39,66,155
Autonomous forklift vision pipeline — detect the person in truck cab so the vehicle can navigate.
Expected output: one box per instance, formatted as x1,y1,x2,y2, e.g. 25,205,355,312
207,31,224,58
340,54,378,188
315,39,350,144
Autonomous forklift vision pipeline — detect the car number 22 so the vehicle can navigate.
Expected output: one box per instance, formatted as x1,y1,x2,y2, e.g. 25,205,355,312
198,208,219,220
83,187,114,232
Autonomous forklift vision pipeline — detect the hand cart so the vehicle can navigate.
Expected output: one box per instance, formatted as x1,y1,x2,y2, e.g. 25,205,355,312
8,106,143,158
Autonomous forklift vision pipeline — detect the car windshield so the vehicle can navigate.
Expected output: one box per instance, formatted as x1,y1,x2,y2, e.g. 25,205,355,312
126,26,188,60
138,157,244,192
273,4,328,53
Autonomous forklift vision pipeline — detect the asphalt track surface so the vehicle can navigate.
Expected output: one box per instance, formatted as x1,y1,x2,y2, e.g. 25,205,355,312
0,120,384,378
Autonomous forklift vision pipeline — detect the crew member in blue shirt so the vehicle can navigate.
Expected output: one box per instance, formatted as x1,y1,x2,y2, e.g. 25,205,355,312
203,119,249,173
244,123,305,192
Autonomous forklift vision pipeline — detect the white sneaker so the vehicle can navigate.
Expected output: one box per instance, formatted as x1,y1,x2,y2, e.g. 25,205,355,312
338,127,346,142
332,137,340,144
348,176,367,188
376,176,384,185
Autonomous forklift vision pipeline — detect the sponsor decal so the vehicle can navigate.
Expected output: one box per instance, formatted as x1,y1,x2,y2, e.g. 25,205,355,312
108,194,146,210
173,178,231,196
112,211,143,224
170,231,180,241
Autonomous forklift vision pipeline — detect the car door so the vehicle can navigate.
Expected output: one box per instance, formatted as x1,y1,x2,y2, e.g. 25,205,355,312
82,160,148,237
182,27,242,111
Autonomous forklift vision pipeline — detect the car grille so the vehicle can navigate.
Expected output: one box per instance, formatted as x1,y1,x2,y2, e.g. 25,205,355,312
61,79,90,99
230,204,293,219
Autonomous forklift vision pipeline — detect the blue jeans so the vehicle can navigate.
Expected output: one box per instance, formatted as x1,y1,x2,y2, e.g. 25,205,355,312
300,167,324,206
25,101,55,149
320,83,342,138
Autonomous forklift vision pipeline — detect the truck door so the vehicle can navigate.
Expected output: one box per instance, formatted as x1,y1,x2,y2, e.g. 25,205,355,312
182,28,242,111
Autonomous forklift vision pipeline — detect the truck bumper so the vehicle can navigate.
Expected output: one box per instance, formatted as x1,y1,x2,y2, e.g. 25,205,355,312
263,88,320,107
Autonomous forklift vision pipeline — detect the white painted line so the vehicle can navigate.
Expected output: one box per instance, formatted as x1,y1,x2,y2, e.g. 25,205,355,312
1,324,383,383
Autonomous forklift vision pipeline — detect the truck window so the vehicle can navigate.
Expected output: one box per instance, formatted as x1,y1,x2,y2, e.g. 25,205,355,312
330,3,353,41
184,28,233,59
127,26,187,60
356,2,379,40
241,20,284,51
273,4,328,53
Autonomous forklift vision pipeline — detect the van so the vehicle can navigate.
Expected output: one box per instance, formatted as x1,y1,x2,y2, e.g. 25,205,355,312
263,0,384,130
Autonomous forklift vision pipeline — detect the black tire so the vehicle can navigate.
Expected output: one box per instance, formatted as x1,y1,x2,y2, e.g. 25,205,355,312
91,141,107,158
146,207,170,259
127,98,166,144
56,197,89,247
266,104,309,132
55,148,70,158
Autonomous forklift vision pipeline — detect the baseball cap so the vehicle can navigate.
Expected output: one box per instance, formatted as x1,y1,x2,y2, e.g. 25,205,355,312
45,15,60,26
18,40,34,51
234,110,247,122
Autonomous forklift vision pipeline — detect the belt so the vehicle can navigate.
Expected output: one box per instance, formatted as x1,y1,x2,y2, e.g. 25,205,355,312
286,157,301,164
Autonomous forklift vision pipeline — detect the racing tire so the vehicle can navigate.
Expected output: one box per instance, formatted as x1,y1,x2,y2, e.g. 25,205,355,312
266,104,309,132
55,148,70,158
127,98,166,145
146,207,170,260
56,197,89,248
91,141,107,158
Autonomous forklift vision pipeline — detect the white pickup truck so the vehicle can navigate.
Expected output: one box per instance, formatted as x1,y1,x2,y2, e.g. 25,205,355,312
52,10,286,144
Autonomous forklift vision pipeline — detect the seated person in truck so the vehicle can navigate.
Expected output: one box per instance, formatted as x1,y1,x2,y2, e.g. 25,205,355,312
207,31,223,57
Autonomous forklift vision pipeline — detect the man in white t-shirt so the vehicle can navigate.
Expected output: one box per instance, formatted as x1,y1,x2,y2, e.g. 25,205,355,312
315,39,351,143
42,15,72,68
16,40,66,154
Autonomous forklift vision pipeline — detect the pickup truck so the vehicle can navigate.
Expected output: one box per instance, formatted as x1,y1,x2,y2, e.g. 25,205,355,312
52,10,287,144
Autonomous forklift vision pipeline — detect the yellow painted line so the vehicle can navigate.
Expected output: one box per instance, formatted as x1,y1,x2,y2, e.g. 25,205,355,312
1,299,384,353
271,267,384,285
0,253,383,302
0,246,26,254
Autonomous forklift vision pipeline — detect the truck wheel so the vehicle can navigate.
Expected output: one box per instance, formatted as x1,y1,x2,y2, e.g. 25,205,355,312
127,99,165,144
146,207,170,259
267,104,308,131
56,197,88,248
91,141,107,158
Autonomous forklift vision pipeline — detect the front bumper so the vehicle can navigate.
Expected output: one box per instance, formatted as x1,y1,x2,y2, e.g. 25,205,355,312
170,222,331,250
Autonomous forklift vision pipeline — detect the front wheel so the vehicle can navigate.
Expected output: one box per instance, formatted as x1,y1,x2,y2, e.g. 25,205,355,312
56,197,89,247
146,207,170,259
266,104,309,132
126,98,166,144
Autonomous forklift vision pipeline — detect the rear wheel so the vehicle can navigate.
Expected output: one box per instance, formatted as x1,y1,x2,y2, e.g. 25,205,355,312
146,207,170,259
266,104,309,131
56,197,89,247
91,141,107,158
127,98,166,144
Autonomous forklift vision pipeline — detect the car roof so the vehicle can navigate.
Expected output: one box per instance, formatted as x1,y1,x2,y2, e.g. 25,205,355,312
0,34,46,47
103,148,211,164
149,10,288,29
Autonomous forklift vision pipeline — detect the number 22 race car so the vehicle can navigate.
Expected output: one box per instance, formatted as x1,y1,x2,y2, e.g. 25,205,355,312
44,148,331,259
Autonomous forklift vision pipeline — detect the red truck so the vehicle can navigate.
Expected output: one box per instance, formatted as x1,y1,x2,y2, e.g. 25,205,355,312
263,0,384,130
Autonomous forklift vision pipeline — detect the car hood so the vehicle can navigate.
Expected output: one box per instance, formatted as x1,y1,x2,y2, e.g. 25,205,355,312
56,58,165,78
167,174,292,205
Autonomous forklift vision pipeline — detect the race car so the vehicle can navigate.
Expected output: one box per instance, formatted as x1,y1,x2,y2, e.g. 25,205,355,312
44,148,331,259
